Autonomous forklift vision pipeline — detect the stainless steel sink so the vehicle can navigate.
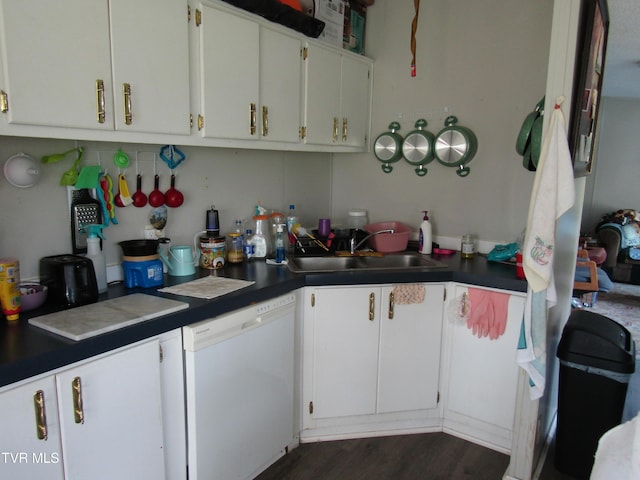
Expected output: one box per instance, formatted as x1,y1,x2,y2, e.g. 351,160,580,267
287,253,447,273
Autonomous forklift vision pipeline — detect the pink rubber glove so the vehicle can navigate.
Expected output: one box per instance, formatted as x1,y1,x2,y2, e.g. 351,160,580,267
467,288,489,338
487,291,510,340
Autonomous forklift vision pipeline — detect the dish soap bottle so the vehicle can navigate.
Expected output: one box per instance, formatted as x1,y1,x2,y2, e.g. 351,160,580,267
83,224,108,293
418,211,432,255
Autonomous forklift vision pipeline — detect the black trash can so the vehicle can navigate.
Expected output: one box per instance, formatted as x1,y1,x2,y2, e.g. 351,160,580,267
555,310,636,479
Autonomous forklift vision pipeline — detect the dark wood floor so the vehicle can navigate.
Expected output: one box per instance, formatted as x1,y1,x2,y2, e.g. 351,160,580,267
256,432,575,480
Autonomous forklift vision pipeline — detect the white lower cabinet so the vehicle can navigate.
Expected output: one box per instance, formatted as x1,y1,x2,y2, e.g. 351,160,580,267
158,329,187,480
301,282,526,452
0,376,64,479
441,284,526,452
302,284,445,437
0,339,166,480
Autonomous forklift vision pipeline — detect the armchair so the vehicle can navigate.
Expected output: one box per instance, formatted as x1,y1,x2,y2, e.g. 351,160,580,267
596,211,640,284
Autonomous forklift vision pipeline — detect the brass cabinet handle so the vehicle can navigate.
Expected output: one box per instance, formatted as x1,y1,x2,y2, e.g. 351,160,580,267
33,390,48,440
262,105,269,136
369,292,375,321
250,103,257,135
122,83,132,125
342,117,348,142
332,117,339,142
197,114,204,130
388,291,394,319
0,90,8,113
96,80,105,124
72,377,84,424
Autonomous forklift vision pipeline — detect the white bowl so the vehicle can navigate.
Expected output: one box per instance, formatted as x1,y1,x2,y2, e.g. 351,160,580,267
4,153,40,188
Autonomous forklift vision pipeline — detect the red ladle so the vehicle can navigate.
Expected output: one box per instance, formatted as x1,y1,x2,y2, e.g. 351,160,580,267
165,174,184,208
149,174,165,207
132,174,147,207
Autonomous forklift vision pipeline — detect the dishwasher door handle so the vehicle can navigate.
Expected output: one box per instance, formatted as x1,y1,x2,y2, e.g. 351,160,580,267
241,318,262,330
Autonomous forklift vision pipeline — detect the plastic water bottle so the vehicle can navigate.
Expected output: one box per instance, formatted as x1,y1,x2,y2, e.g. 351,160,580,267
275,224,286,263
251,215,269,258
244,229,255,260
286,204,298,251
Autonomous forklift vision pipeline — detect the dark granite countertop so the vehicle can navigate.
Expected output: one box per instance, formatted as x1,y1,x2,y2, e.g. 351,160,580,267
0,252,525,388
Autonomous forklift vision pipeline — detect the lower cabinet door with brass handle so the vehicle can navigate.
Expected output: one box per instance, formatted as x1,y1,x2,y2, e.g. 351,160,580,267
302,283,445,436
0,377,64,479
55,340,165,479
0,339,166,479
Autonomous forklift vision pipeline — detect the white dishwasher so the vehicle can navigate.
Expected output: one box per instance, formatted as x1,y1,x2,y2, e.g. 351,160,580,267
183,293,296,480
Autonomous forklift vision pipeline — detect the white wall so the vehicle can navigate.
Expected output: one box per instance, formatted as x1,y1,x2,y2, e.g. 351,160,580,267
1,0,556,280
332,0,554,247
582,97,640,232
0,136,332,279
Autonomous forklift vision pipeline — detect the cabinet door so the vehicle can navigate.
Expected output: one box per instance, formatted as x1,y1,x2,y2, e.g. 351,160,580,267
199,4,259,140
110,0,190,134
159,331,187,480
303,43,341,145
340,55,371,149
0,0,112,129
259,27,302,143
0,376,64,479
443,285,525,450
56,340,165,480
378,284,444,413
311,287,379,419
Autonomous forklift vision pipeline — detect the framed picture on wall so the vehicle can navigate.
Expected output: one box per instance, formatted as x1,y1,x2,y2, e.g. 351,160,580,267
568,0,609,177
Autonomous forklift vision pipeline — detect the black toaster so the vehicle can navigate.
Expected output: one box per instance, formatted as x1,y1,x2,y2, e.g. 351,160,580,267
40,255,99,307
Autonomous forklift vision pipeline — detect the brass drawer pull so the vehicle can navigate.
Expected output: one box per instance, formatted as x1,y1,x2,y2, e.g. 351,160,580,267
250,103,257,135
123,83,132,125
262,105,269,136
369,292,375,321
72,377,84,424
33,390,48,440
96,80,105,124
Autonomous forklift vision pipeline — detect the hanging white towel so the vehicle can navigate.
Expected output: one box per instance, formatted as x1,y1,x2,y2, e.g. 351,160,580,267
522,96,575,293
518,96,575,400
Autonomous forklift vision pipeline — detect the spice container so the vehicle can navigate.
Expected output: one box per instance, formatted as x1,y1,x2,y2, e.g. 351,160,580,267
461,234,476,258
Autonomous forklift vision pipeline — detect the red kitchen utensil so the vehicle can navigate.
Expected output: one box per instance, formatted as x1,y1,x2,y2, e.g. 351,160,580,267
165,174,184,208
149,174,165,207
132,174,147,207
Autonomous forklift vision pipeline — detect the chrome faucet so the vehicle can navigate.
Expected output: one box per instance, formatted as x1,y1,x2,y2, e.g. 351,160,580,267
349,229,395,254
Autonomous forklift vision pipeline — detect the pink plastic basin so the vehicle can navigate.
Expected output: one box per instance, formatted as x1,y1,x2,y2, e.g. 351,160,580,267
364,222,411,252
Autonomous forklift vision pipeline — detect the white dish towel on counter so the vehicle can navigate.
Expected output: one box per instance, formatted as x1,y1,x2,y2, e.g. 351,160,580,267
158,276,255,299
518,96,575,400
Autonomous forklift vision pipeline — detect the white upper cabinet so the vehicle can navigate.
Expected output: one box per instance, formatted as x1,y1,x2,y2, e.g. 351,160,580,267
197,3,302,143
0,0,372,151
303,43,372,149
0,0,190,134
259,27,303,143
109,0,191,135
0,0,112,130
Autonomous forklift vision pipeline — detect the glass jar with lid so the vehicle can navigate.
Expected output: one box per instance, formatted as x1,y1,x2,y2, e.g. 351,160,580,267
461,234,476,258
347,209,369,230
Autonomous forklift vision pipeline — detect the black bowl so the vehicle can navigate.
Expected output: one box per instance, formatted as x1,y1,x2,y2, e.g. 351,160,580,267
119,239,159,257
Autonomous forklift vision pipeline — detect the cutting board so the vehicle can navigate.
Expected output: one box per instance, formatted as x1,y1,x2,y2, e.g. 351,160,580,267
29,293,189,341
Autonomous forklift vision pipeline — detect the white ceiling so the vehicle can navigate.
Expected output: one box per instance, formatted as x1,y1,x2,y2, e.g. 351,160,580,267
602,0,640,98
